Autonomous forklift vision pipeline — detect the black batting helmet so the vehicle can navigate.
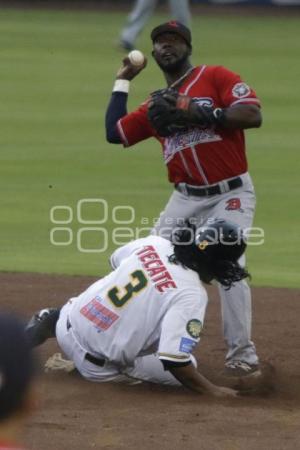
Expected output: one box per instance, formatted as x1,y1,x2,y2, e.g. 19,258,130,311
170,219,249,288
195,219,246,263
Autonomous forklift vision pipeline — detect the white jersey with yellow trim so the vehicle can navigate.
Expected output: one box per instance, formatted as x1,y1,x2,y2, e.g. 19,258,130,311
67,236,207,368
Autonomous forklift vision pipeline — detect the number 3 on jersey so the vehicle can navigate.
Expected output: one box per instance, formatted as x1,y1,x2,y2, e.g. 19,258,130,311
107,270,148,308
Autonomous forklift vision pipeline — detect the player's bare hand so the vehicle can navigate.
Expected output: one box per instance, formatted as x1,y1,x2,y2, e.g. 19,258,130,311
116,57,147,81
211,386,239,399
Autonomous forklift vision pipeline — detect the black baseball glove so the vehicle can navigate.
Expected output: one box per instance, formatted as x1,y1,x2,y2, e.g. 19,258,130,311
147,88,225,137
147,89,188,137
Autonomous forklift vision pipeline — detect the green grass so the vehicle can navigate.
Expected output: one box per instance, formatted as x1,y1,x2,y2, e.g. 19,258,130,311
0,8,299,287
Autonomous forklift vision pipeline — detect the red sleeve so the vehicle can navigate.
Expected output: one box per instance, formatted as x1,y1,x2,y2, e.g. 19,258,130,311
117,101,155,147
213,66,261,108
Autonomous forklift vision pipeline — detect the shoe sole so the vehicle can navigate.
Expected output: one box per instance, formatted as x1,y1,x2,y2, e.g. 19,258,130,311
223,368,262,378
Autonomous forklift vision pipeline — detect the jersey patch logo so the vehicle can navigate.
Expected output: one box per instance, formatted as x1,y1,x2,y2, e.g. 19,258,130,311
186,319,202,339
80,297,119,332
179,337,197,353
225,198,244,212
232,83,251,98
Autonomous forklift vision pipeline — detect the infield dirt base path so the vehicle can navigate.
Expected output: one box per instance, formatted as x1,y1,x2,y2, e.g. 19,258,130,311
1,272,300,450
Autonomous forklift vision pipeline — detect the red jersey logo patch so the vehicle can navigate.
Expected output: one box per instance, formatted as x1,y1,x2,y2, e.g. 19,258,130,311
232,83,251,98
80,297,119,332
225,198,244,212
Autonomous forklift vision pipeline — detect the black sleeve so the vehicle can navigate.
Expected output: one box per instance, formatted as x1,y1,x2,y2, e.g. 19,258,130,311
161,359,192,371
105,92,128,144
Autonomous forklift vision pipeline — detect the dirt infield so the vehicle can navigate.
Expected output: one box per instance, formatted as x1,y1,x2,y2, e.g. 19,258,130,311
1,272,300,450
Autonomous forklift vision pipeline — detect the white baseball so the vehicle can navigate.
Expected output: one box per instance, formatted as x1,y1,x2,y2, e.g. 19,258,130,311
128,50,145,66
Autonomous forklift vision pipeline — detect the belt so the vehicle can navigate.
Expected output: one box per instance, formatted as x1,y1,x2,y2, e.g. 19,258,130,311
85,353,105,367
175,176,242,197
66,318,105,367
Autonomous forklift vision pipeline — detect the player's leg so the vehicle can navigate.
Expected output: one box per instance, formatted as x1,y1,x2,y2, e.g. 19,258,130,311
120,0,158,50
25,308,60,348
123,354,198,386
152,189,207,239
55,302,133,383
218,267,258,369
55,302,93,376
169,0,191,26
209,174,259,371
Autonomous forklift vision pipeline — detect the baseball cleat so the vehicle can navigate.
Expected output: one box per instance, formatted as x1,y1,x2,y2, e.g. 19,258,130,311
25,308,60,348
223,361,262,378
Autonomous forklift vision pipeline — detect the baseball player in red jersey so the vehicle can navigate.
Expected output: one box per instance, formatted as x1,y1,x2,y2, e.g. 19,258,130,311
105,21,263,377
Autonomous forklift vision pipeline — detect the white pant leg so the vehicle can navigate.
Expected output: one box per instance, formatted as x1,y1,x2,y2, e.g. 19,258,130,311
169,0,191,26
56,302,88,371
124,354,197,386
121,0,158,45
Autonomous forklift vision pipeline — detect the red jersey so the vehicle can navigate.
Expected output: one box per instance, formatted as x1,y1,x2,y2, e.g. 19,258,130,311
117,65,261,185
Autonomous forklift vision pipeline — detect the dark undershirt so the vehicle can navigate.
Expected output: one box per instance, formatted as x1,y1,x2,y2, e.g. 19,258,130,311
161,359,192,370
105,91,128,143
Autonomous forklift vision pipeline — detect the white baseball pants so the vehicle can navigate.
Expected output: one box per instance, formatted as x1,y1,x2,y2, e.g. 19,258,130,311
56,301,190,386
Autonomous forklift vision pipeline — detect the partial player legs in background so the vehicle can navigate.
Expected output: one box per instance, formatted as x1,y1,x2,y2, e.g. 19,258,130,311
119,0,191,51
169,0,191,26
120,0,158,50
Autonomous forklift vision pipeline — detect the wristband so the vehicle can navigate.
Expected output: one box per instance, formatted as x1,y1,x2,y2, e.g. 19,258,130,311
176,95,192,111
113,79,130,93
